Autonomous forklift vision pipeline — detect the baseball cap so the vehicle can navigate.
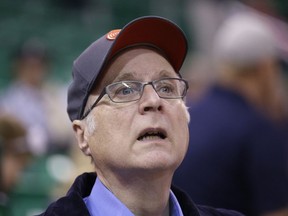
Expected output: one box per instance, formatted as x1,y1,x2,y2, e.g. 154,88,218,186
212,13,277,66
67,16,188,121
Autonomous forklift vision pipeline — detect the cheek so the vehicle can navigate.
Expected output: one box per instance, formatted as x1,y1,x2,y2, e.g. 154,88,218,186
174,104,190,150
174,102,189,128
89,106,133,150
101,105,134,131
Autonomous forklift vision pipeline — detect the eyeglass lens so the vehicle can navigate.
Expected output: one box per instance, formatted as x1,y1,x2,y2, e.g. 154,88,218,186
106,78,187,103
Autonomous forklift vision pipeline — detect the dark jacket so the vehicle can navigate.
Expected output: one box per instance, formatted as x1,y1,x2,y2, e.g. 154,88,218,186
38,172,244,216
173,85,288,215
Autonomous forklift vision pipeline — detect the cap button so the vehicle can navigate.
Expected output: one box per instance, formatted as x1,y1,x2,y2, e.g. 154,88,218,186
106,29,121,40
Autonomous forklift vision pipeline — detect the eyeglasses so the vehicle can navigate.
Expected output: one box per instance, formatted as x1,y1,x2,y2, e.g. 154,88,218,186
81,77,189,119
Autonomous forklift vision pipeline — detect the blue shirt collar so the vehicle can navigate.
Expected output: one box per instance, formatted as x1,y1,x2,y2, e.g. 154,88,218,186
83,178,183,216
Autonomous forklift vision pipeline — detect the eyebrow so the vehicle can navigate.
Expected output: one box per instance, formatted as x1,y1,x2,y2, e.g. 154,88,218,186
113,70,178,82
113,73,136,82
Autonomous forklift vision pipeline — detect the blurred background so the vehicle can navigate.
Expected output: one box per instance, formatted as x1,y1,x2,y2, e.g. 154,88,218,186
0,0,288,215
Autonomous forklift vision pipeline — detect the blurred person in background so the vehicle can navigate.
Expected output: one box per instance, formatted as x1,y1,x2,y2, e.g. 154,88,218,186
0,114,34,215
183,0,288,97
173,13,288,216
0,38,73,156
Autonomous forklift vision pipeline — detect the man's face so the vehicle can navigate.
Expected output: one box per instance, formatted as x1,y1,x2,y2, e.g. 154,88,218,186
75,47,189,178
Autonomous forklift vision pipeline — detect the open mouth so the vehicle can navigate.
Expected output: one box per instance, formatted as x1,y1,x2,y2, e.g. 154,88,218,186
137,129,167,141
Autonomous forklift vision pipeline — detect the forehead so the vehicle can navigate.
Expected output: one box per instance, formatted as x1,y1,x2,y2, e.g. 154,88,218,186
94,47,177,91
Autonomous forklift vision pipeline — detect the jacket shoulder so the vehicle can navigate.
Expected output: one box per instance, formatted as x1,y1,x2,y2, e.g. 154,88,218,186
197,205,245,216
37,172,96,216
171,185,245,216
36,193,90,216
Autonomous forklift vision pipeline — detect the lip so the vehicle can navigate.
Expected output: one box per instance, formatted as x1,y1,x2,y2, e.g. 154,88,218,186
137,127,167,141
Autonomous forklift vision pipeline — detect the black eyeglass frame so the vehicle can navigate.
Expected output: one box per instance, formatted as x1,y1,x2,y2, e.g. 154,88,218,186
81,77,189,119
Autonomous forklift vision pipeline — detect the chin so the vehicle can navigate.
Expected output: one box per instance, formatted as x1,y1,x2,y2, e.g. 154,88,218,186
139,153,180,171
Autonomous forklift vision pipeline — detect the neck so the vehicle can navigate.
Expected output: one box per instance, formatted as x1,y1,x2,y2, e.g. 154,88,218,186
216,59,287,123
98,170,173,216
218,71,285,123
224,77,265,107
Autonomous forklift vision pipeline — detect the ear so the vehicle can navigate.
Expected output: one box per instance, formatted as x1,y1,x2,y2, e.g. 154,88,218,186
72,120,91,156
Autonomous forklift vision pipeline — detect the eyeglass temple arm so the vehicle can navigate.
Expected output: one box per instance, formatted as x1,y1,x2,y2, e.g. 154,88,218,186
81,88,107,119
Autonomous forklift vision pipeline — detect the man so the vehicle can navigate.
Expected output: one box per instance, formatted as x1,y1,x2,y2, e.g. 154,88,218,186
0,114,33,215
0,39,72,155
173,13,288,216
39,16,243,216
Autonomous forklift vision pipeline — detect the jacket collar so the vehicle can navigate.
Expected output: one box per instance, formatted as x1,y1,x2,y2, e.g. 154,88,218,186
41,172,201,216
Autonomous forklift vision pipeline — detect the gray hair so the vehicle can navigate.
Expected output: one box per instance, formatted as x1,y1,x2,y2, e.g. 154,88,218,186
85,111,97,135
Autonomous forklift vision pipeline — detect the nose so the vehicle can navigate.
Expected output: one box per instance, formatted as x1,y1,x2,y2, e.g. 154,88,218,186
138,84,163,113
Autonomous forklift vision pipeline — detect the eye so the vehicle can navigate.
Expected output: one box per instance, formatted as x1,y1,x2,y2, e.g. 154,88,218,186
114,82,139,97
107,81,142,102
118,86,134,95
159,86,172,93
156,82,176,96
